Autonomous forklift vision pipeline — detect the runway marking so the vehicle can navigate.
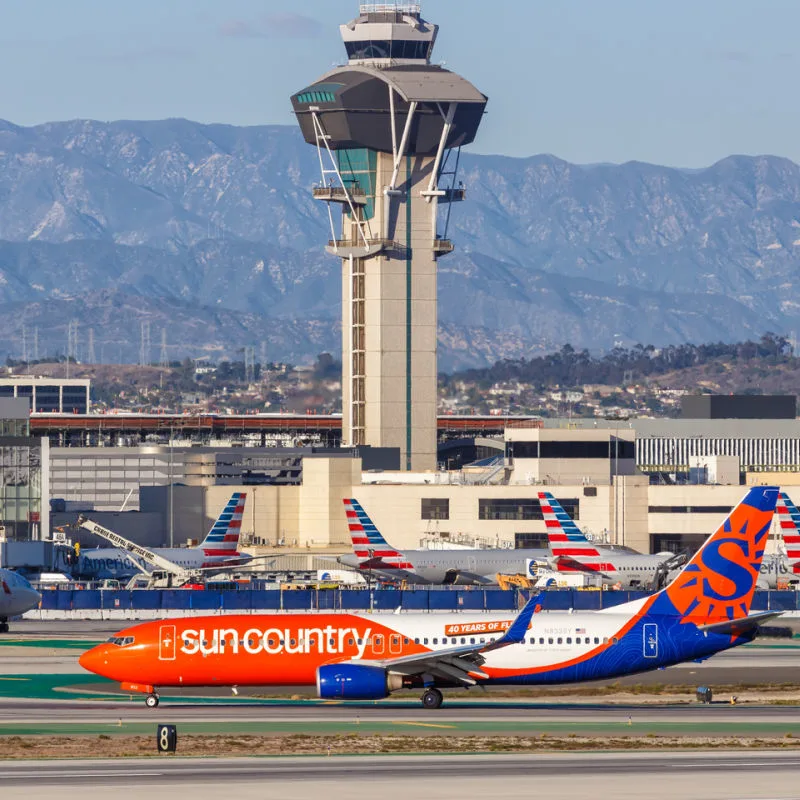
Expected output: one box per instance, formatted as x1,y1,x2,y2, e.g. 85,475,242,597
0,678,29,682
0,771,164,778
392,721,457,729
674,762,800,768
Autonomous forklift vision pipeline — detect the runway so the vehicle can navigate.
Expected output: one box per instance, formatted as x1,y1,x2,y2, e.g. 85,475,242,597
4,752,800,800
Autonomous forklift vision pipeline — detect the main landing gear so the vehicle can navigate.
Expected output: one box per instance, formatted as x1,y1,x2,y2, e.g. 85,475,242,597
145,693,160,708
0,619,9,634
421,688,443,709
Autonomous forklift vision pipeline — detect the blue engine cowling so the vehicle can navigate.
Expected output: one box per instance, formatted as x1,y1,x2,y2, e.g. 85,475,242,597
317,663,401,700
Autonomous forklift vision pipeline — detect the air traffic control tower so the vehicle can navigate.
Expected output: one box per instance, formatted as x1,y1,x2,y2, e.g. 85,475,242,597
291,3,487,471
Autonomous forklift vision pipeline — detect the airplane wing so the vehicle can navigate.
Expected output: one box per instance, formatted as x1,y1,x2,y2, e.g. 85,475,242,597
697,611,783,637
357,593,543,687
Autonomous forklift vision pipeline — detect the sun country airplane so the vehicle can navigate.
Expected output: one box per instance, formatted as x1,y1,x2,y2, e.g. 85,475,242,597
538,491,687,590
0,570,41,633
74,492,251,580
80,486,779,709
336,498,549,585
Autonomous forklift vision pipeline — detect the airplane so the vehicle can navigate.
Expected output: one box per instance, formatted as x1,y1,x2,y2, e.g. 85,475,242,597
773,491,800,581
72,492,251,580
337,498,549,585
0,569,41,633
538,491,687,590
79,485,779,709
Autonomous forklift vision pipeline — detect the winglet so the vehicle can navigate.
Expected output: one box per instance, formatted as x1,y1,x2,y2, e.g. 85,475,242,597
491,592,543,648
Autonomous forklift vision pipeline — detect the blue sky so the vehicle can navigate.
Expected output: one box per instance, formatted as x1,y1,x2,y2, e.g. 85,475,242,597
1,0,798,166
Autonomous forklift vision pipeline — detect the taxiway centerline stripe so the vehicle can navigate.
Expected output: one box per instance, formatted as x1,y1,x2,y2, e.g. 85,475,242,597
392,721,457,729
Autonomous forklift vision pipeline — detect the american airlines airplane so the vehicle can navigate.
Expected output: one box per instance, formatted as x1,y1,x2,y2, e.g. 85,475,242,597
538,492,687,590
337,498,548,584
0,570,41,633
74,493,251,580
79,486,779,709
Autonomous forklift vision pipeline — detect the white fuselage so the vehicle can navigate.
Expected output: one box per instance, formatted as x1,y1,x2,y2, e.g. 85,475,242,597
0,570,41,620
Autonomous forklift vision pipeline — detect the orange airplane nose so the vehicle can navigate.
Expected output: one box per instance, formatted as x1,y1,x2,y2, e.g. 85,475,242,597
79,645,106,676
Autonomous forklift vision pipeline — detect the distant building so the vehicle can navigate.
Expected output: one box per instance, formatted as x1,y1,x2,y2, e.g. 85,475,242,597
681,394,796,420
0,376,90,414
0,398,49,542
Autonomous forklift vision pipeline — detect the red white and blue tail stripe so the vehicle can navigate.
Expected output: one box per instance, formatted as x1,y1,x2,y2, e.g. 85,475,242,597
538,491,616,573
343,498,413,569
201,492,246,556
777,491,800,569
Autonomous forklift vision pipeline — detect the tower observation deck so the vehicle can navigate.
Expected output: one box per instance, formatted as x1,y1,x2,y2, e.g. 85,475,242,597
292,3,487,470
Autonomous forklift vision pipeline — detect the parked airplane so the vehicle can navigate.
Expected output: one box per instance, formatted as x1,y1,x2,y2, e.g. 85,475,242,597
538,491,687,589
74,492,251,580
337,498,549,584
79,486,779,709
774,491,800,579
0,570,41,633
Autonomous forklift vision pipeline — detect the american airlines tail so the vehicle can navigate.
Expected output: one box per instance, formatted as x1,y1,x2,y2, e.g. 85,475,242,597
776,491,800,571
343,499,412,568
538,491,600,557
200,492,247,557
538,491,615,573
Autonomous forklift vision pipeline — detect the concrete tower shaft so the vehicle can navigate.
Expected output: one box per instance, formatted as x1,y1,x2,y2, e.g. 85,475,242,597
291,3,487,471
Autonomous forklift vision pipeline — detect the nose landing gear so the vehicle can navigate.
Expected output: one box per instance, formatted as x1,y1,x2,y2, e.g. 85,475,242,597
421,688,443,709
145,693,160,708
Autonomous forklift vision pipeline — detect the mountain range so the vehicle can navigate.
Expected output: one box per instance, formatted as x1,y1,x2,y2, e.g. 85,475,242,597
1,117,799,369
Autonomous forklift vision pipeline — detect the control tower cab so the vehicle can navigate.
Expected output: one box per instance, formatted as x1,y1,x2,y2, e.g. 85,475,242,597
292,3,487,471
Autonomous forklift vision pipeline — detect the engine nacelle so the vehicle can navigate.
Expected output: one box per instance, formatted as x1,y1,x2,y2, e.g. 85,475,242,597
316,663,404,700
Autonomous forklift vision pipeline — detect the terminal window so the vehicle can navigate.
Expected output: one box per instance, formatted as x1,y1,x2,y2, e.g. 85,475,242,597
421,498,449,520
479,498,579,521
62,387,88,414
515,532,548,549
507,440,635,460
648,505,733,514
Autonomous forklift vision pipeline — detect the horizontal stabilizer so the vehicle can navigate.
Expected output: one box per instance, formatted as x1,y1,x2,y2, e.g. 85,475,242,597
697,611,783,637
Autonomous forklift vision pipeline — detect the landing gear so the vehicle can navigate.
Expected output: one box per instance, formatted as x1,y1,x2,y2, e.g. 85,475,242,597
0,620,8,634
421,688,443,709
145,693,160,708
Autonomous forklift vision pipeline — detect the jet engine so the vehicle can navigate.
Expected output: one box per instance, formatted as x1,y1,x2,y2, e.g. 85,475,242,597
316,663,404,700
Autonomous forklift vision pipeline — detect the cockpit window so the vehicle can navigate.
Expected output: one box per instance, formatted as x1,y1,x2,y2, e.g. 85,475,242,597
106,636,135,647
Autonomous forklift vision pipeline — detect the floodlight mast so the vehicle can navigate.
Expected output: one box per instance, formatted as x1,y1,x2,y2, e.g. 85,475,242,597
291,3,487,471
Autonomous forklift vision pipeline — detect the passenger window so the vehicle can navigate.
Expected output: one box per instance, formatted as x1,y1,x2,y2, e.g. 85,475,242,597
414,638,420,644
290,639,296,646
548,638,553,644
612,637,619,645
423,638,429,645
348,638,354,646
461,638,466,644
557,638,562,645
470,638,476,644
566,637,572,644
603,637,608,644
594,637,599,644
539,637,544,644
404,638,409,645
357,638,363,645
433,638,438,644
268,638,276,647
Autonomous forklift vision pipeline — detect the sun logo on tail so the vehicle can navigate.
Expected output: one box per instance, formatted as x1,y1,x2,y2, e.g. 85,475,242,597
664,504,772,624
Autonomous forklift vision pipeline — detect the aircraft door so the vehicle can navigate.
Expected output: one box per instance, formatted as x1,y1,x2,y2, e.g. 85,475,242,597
643,623,658,658
390,634,402,655
159,624,177,661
